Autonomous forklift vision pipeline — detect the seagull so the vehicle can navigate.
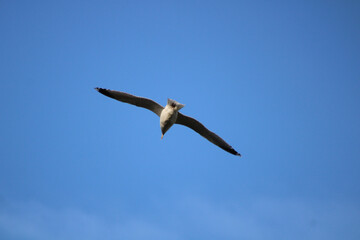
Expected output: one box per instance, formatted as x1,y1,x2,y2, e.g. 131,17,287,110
95,88,241,156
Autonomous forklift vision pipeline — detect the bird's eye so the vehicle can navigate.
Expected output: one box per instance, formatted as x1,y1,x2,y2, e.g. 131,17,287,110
171,103,176,107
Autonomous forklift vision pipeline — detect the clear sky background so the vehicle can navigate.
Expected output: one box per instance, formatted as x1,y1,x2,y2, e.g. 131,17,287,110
1,1,360,239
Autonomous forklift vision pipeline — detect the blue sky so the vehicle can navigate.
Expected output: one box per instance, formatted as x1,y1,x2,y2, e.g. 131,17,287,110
1,0,360,239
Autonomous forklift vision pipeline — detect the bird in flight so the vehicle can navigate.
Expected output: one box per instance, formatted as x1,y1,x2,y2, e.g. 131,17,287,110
95,88,241,156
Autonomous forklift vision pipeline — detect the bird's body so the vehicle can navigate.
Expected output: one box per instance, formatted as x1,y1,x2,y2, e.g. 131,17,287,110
160,99,184,138
160,105,176,137
95,87,241,156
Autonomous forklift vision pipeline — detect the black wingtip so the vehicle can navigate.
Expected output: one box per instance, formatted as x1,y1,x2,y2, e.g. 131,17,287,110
227,148,241,157
232,150,241,157
94,87,108,95
94,87,104,92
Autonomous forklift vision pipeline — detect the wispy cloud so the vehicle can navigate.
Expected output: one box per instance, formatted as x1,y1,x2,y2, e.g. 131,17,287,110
0,200,180,240
0,197,359,240
177,196,360,240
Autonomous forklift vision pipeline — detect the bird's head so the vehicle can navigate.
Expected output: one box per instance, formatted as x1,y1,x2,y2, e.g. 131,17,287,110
167,98,185,111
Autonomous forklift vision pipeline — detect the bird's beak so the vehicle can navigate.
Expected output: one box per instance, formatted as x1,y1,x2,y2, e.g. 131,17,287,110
161,134,164,140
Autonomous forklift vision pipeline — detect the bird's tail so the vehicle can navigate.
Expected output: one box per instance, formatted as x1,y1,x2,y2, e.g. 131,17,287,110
168,98,185,110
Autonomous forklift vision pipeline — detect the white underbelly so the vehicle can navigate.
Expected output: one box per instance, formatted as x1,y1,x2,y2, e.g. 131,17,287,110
160,107,178,130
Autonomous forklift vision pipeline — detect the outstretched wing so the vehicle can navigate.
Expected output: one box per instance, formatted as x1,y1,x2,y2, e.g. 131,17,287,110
95,88,164,116
176,112,241,156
